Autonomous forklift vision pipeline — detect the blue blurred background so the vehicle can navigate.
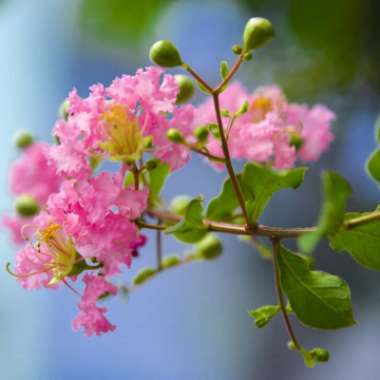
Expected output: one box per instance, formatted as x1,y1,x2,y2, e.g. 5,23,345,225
1,0,380,379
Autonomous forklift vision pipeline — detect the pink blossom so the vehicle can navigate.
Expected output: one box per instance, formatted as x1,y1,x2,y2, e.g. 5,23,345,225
46,173,148,275
72,274,117,336
47,67,193,178
9,142,61,204
193,82,334,168
3,215,32,244
14,243,54,290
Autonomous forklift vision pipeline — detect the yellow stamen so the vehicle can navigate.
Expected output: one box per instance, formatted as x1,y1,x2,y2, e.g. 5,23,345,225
101,104,147,162
251,96,273,122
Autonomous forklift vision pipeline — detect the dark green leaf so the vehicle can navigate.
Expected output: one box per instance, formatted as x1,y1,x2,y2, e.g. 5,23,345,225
298,171,352,253
249,304,280,328
147,160,170,207
277,245,355,329
366,149,380,183
165,197,208,243
330,211,380,271
242,163,306,223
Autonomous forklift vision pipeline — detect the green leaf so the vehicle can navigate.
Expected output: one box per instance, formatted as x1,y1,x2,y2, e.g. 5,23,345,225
165,197,208,243
366,149,380,183
219,60,229,80
206,174,244,221
147,160,170,207
277,245,355,329
249,304,280,328
242,163,306,223
329,211,380,271
298,171,352,253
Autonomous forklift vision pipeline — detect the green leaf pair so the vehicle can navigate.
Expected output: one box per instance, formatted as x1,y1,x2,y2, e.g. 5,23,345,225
207,163,306,225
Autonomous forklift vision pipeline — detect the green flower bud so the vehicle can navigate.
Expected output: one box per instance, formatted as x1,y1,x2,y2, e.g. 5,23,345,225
166,128,184,143
195,234,222,260
310,348,330,362
14,195,40,217
243,17,274,51
145,159,158,171
232,44,243,55
175,75,195,104
149,40,183,67
58,99,70,121
13,130,34,149
89,154,102,171
170,195,191,215
287,340,297,351
194,126,209,143
208,123,221,139
162,255,181,268
143,135,153,148
289,132,304,151
132,267,157,286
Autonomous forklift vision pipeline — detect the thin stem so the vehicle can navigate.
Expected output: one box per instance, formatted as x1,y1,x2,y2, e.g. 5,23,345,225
212,93,251,227
214,54,244,94
187,144,226,163
345,210,380,229
132,162,139,190
271,238,301,350
141,210,317,239
183,64,213,93
156,222,162,271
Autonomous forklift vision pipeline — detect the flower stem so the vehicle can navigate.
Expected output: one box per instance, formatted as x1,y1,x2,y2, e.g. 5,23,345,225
271,237,301,350
212,92,251,227
156,221,162,271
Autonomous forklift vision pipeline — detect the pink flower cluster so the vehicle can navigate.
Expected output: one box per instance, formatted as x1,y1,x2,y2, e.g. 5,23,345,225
49,66,195,179
3,66,336,337
194,83,335,168
3,142,61,243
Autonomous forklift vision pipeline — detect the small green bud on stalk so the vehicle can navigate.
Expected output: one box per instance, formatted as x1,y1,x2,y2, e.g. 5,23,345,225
170,195,191,215
166,128,184,143
195,234,222,260
13,130,34,149
162,255,181,268
14,195,40,217
149,40,183,67
289,132,304,151
194,126,209,143
132,267,157,286
58,99,70,121
175,75,195,104
145,159,158,171
143,135,153,149
243,17,274,51
232,44,243,55
310,348,330,363
287,340,297,351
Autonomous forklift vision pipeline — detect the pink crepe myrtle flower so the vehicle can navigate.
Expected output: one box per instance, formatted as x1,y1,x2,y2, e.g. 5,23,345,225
193,82,335,169
72,274,117,337
11,213,77,290
4,141,62,245
3,215,32,244
47,67,195,179
46,172,148,275
9,142,61,204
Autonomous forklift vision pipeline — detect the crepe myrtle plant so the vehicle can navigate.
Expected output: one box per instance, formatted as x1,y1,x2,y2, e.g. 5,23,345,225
4,17,380,367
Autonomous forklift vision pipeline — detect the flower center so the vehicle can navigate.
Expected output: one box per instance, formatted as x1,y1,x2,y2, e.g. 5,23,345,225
37,223,77,285
101,104,146,162
251,96,273,122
